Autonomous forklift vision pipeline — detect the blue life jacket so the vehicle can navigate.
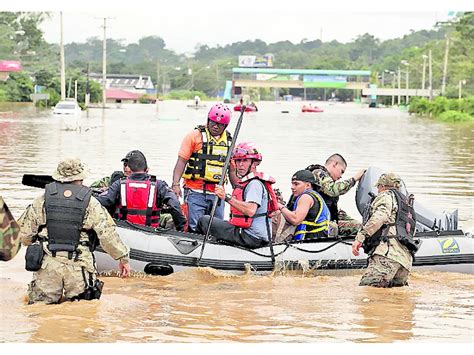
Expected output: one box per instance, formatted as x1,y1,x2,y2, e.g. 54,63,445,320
293,189,330,241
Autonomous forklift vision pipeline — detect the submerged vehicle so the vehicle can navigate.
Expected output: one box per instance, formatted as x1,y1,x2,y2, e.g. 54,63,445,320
95,167,473,276
52,100,81,116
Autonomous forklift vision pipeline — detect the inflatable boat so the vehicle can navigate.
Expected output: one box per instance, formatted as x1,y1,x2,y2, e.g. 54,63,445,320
234,105,258,112
95,167,473,276
301,106,323,113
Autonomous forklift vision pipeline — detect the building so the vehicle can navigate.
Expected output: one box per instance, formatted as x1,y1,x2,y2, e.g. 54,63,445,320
231,68,371,101
90,73,156,103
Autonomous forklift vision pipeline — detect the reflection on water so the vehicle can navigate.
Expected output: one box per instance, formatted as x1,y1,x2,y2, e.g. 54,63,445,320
1,101,473,342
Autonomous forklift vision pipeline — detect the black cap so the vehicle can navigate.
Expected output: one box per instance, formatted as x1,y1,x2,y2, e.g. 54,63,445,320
122,150,144,162
292,169,316,183
121,150,148,171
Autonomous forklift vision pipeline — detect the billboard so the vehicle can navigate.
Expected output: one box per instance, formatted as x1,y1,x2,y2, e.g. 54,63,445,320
238,54,274,68
303,75,347,88
0,60,21,72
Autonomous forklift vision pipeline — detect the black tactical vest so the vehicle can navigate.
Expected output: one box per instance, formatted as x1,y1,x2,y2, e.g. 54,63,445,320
362,189,419,256
44,182,92,258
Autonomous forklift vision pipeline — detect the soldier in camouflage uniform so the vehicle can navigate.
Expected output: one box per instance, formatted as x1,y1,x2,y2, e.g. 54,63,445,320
306,153,366,236
19,158,131,304
0,196,21,261
352,173,414,288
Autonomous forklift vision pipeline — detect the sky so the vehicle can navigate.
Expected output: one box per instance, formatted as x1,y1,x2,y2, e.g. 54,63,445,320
4,0,473,55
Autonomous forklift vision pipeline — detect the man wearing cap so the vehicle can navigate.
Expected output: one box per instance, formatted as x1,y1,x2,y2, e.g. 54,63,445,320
97,150,186,231
306,153,366,236
0,196,21,261
18,158,130,304
277,170,331,242
352,172,418,288
171,103,233,232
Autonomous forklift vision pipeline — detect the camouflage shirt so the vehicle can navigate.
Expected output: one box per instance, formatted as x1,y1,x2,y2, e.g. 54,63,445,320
355,190,413,271
18,193,129,273
312,166,355,198
90,176,111,189
0,196,21,261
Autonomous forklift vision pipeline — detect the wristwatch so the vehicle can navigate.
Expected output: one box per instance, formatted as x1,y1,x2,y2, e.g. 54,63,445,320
225,193,232,202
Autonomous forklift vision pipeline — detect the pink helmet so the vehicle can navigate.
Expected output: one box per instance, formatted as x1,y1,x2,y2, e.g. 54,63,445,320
208,103,231,125
232,142,262,161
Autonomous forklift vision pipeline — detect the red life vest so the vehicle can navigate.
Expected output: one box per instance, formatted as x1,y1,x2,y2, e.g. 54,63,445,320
117,175,161,227
229,172,279,228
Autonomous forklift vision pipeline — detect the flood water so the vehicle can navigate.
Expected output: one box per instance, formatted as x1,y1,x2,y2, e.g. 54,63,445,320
0,100,473,342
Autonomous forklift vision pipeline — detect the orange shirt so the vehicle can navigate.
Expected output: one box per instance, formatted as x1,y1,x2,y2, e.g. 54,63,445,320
178,129,216,192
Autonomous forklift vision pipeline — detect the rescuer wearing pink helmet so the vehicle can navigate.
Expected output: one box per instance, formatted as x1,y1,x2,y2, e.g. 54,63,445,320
196,142,279,249
171,103,233,232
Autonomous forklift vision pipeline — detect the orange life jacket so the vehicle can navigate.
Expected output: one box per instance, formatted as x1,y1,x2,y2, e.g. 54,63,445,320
229,172,279,228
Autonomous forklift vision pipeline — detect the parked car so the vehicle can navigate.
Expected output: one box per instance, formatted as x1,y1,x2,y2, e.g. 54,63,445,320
53,100,81,115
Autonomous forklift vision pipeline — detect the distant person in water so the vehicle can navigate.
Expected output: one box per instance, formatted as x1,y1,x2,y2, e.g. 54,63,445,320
194,95,201,107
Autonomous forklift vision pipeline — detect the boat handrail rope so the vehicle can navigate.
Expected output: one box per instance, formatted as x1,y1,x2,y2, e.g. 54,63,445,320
222,238,351,258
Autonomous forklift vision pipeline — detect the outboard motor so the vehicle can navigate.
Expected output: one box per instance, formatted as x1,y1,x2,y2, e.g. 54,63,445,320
356,167,459,232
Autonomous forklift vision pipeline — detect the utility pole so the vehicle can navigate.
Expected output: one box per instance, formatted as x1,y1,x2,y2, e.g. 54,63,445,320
406,68,409,104
95,17,114,108
74,80,78,101
85,62,90,108
391,73,395,106
60,12,66,101
441,36,450,96
101,18,107,108
459,80,466,99
429,49,433,101
397,68,401,105
156,60,160,112
422,54,428,90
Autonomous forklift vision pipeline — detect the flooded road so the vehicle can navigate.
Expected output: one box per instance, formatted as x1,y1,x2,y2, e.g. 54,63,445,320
0,101,473,342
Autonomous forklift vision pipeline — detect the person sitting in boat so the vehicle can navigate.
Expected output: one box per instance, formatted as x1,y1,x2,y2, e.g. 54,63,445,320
196,142,278,249
352,173,419,288
276,170,331,243
305,154,366,236
97,150,187,231
171,103,234,232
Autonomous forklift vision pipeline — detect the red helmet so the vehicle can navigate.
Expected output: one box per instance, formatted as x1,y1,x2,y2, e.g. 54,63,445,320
232,142,262,161
208,103,231,125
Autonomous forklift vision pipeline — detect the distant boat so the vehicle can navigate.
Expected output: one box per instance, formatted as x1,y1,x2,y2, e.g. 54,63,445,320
301,105,323,113
234,104,258,112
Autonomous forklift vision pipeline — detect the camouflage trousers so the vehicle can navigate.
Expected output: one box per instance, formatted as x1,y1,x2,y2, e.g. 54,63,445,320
160,213,174,229
359,254,410,288
337,209,361,237
28,255,95,304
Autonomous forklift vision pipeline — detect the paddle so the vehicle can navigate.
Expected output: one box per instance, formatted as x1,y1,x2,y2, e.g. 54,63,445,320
22,174,55,189
22,174,103,196
197,105,246,266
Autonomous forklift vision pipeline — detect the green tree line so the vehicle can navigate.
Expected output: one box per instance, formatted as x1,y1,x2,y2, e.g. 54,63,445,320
0,11,472,106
